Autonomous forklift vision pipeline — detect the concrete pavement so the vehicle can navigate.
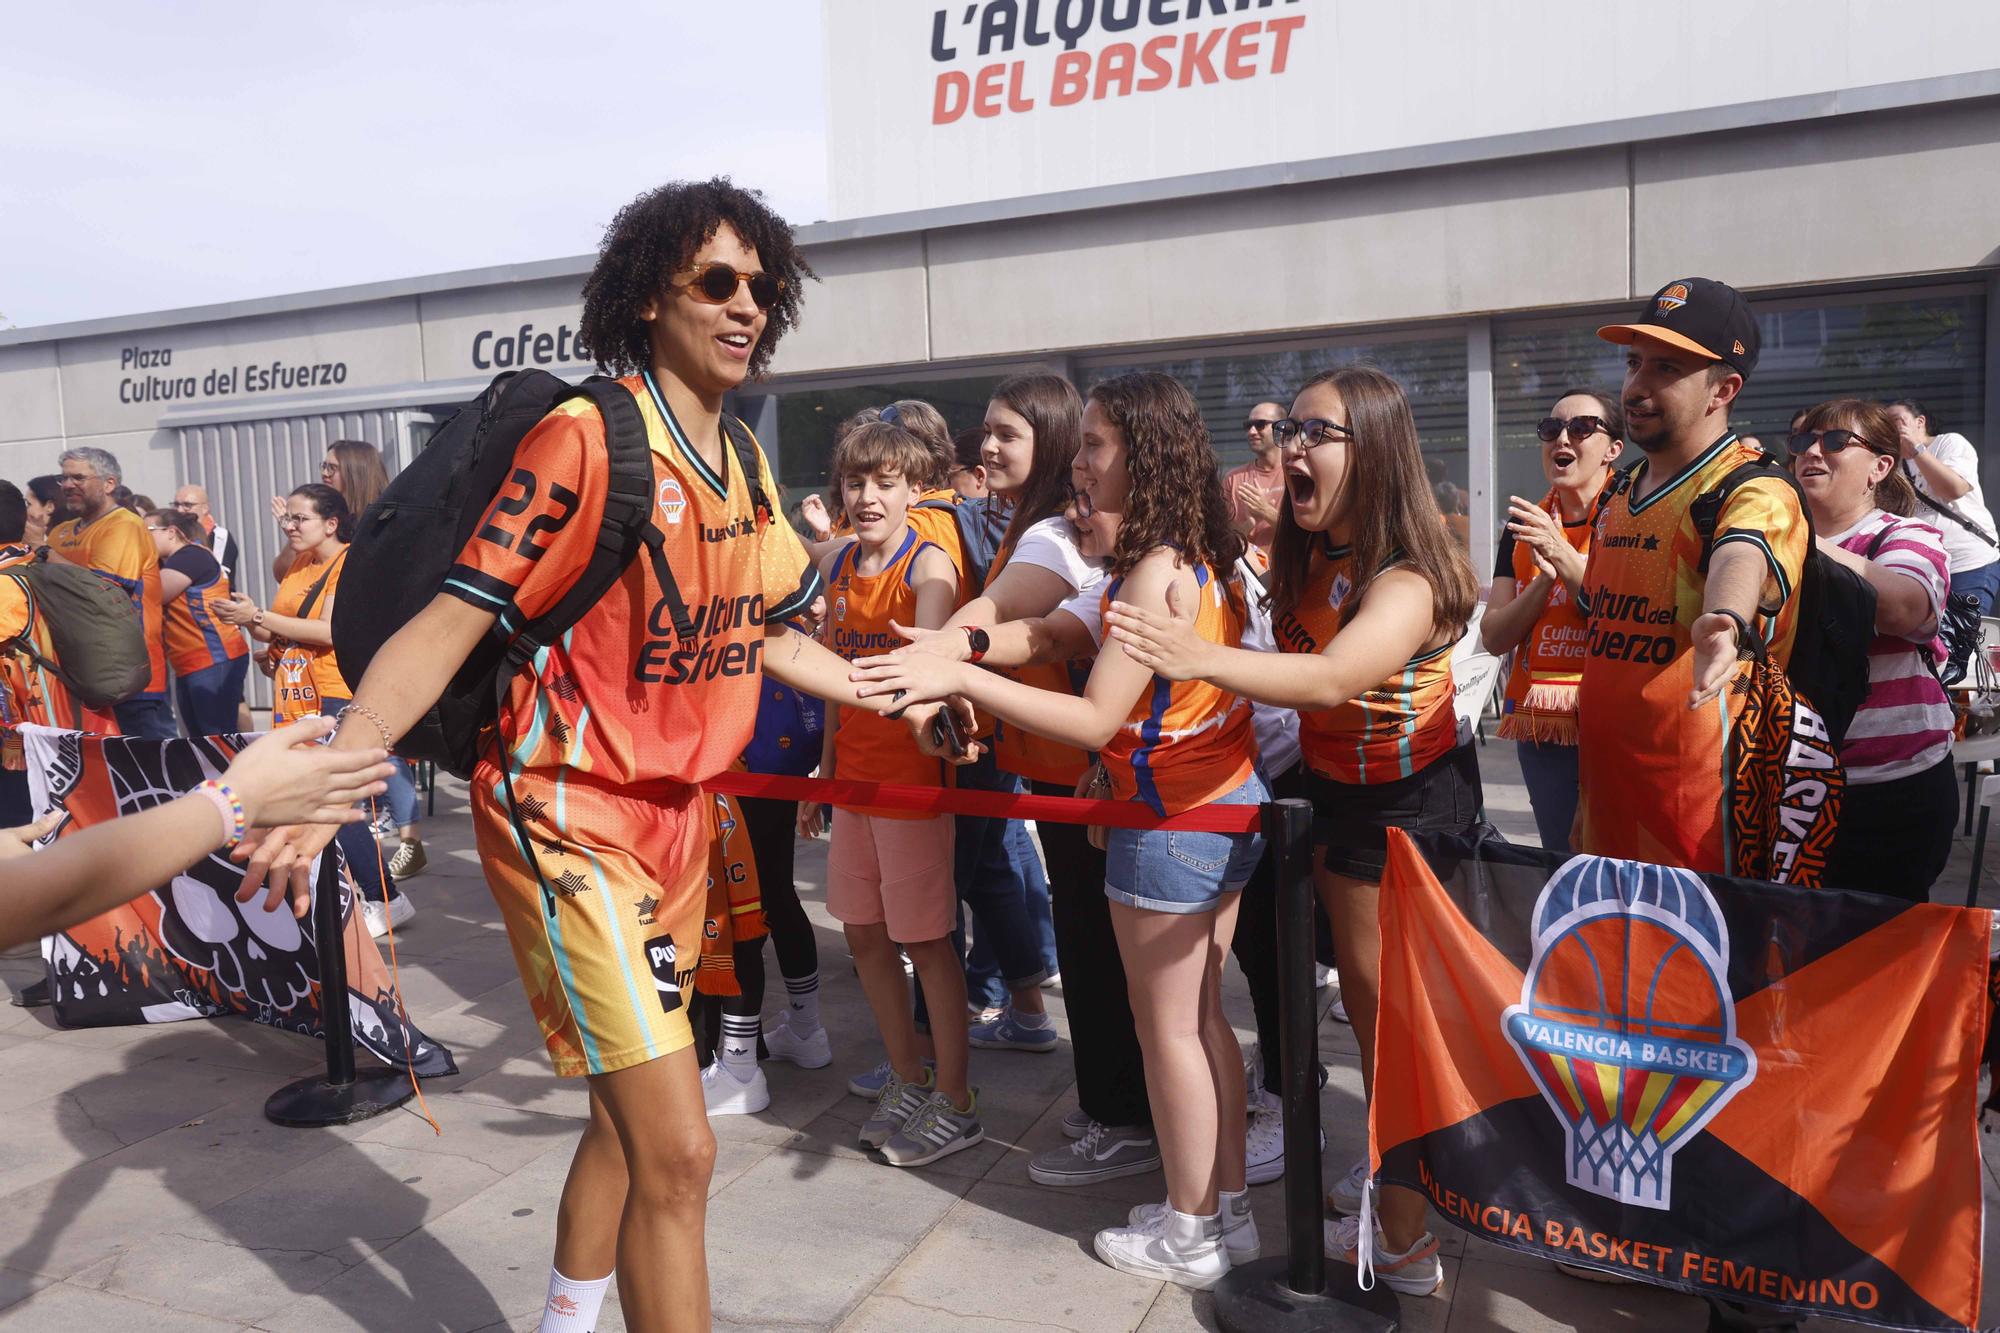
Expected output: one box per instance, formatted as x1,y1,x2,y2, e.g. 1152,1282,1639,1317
0,737,1992,1331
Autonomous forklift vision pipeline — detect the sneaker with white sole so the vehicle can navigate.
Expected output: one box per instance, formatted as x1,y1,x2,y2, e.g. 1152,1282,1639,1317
1130,1191,1260,1262
361,892,416,940
386,839,428,880
700,1061,770,1116
1028,1120,1161,1186
763,1018,831,1069
1327,1158,1370,1215
879,1089,984,1166
848,1056,932,1099
1244,1097,1324,1186
1059,1106,1092,1140
968,1007,1058,1053
1325,1214,1443,1297
859,1072,934,1149
1095,1206,1230,1290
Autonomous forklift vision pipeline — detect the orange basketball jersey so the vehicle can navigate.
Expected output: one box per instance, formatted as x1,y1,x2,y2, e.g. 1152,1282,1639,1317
1275,539,1457,785
443,372,819,788
824,527,953,814
1099,563,1254,816
987,536,1092,787
1575,433,1807,871
161,554,249,678
269,547,348,723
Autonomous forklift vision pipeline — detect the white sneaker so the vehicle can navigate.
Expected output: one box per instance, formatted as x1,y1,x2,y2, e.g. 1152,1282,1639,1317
1325,1214,1443,1297
1243,1042,1265,1110
1329,992,1350,1024
1315,962,1335,990
1327,1158,1370,1215
700,1060,771,1116
1129,1192,1260,1261
1246,1106,1286,1186
1095,1206,1230,1289
361,892,416,940
762,1018,831,1069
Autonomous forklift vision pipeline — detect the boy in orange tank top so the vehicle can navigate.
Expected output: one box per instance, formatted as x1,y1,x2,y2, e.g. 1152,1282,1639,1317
804,419,985,1168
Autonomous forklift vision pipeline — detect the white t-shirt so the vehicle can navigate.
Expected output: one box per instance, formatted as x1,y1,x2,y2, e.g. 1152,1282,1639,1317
1007,516,1104,595
1904,432,1998,575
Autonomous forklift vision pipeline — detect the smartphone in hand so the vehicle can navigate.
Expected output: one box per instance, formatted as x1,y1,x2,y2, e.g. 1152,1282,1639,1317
929,706,968,759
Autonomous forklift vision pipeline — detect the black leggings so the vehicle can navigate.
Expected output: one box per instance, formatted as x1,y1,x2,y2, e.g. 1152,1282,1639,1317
723,796,819,1019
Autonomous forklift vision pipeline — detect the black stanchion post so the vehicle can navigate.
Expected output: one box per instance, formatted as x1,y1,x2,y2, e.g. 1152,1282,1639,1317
265,843,415,1127
1214,798,1399,1332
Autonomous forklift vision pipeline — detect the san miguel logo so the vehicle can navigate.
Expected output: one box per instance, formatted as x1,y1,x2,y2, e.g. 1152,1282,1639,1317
1655,282,1691,314
1502,856,1756,1209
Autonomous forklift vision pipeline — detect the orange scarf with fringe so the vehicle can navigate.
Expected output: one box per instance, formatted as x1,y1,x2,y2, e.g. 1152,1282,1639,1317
1496,488,1595,746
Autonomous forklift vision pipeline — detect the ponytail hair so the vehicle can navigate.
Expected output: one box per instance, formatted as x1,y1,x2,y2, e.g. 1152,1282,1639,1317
1797,398,1916,518
289,482,354,543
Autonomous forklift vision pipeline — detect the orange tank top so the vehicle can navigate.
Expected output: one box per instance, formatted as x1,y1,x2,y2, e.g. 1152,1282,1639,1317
825,528,952,817
1099,563,1255,816
1276,540,1457,785
270,546,349,723
1495,491,1593,745
987,535,1093,786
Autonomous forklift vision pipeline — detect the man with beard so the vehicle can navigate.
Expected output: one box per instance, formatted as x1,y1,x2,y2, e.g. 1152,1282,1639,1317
1574,278,1807,876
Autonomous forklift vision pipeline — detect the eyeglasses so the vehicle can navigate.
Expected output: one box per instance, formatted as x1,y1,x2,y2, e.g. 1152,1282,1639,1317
1787,429,1880,458
671,262,784,311
1273,418,1355,450
1244,418,1281,433
1536,415,1613,444
172,500,200,511
144,525,168,534
278,515,310,529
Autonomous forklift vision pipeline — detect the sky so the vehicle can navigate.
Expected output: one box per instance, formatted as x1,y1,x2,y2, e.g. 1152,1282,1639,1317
0,1,831,330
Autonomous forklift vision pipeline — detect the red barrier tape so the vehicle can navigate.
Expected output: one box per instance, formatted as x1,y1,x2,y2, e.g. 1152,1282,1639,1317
705,770,1265,834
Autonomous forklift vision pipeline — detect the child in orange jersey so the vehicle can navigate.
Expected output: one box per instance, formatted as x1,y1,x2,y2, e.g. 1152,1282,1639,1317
854,372,1267,1290
802,419,981,1167
1102,367,1482,1298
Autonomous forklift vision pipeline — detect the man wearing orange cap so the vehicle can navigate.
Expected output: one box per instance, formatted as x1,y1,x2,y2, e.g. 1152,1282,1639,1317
1573,277,1808,875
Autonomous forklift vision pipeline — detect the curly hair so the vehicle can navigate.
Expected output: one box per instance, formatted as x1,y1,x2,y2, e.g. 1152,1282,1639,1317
1086,372,1242,579
578,178,815,379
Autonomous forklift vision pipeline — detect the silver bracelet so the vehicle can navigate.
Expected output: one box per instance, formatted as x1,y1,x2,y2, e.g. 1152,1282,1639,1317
336,703,396,753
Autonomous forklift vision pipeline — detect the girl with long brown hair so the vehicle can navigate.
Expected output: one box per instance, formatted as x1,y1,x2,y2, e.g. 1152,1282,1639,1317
1104,365,1480,1298
855,371,1266,1288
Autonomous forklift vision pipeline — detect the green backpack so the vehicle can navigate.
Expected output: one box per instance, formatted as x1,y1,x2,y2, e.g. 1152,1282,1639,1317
4,552,151,711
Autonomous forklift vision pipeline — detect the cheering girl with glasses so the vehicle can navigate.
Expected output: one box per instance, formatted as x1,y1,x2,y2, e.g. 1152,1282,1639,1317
1101,366,1481,1298
1480,389,1625,852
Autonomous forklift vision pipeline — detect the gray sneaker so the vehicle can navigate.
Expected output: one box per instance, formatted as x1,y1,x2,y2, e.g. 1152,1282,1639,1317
1028,1120,1161,1186
858,1072,933,1149
880,1089,984,1167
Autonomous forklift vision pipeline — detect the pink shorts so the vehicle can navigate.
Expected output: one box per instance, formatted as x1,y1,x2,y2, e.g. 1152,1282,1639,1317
826,811,956,944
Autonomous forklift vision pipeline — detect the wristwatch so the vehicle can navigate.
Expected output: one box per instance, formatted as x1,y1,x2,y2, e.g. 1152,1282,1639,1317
962,625,990,663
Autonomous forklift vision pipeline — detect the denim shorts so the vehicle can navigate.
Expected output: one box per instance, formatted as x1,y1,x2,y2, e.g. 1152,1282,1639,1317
1105,772,1268,915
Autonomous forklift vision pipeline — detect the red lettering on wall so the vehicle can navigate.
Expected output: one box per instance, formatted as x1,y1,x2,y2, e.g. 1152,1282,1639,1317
933,71,970,124
1051,50,1090,106
1094,42,1136,99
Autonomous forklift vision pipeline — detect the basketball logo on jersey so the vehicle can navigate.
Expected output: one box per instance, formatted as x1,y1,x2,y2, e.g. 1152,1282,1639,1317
834,595,847,623
658,477,687,525
1501,856,1755,1209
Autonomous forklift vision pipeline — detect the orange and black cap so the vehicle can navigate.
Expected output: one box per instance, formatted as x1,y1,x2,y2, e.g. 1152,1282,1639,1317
1598,277,1760,379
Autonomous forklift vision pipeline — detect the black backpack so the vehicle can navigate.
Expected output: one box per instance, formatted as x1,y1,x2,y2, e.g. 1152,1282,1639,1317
332,369,770,779
1690,456,1876,748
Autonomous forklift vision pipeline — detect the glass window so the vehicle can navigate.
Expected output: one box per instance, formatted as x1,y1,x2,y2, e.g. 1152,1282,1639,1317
734,375,1006,498
1083,336,1472,550
1493,323,1628,528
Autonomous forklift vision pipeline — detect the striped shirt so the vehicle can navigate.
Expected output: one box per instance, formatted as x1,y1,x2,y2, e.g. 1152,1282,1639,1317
1829,510,1953,785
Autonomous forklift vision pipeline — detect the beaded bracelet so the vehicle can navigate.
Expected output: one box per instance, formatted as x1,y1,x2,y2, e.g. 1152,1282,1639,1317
195,779,248,850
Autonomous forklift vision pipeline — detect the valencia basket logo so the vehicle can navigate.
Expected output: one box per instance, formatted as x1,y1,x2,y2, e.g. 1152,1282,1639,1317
1501,856,1756,1210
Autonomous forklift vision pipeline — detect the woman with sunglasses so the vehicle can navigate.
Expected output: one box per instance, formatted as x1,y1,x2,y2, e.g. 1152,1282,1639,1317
855,371,1265,1288
215,483,404,928
1481,390,1625,852
1789,400,1957,901
1101,366,1480,1298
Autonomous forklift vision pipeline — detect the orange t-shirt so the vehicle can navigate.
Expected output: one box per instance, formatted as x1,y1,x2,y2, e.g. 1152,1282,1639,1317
160,544,248,677
48,506,166,697
1493,495,1593,746
988,535,1093,787
1097,563,1255,816
824,527,953,816
270,546,348,723
1575,433,1808,871
442,372,818,788
1276,539,1457,785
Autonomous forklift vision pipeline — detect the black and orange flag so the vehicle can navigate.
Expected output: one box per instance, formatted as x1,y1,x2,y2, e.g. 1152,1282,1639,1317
1374,828,1988,1330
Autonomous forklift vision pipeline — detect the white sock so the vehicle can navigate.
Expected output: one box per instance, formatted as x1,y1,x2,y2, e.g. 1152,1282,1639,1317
720,1013,760,1077
784,969,821,1034
537,1268,610,1333
1011,1008,1052,1029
